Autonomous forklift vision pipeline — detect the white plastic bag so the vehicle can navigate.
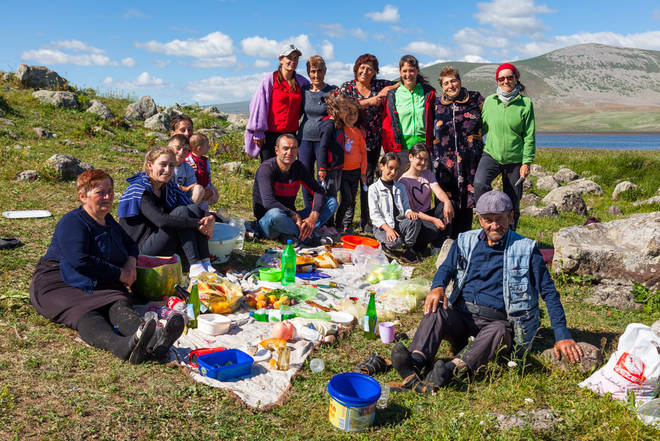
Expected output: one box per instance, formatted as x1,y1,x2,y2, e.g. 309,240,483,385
350,245,388,275
579,323,660,404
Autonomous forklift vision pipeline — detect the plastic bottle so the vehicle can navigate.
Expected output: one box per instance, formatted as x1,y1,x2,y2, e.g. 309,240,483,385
377,384,390,409
364,291,378,340
281,239,296,286
229,216,246,250
309,358,325,373
188,284,200,329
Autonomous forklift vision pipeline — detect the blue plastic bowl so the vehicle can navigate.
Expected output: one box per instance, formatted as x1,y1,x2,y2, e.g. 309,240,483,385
328,372,381,407
197,348,253,381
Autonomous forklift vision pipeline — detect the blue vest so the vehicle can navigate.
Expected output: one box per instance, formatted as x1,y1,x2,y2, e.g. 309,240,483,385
449,229,539,349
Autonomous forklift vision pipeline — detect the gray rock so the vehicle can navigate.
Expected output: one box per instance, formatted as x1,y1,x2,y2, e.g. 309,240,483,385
62,139,87,147
196,128,226,144
552,212,660,289
16,64,66,89
16,170,39,182
536,176,560,191
32,90,78,109
164,106,183,119
0,118,15,126
202,106,219,114
607,205,623,216
2,128,18,139
520,204,559,218
110,145,139,154
554,168,579,184
586,279,642,310
146,132,169,141
633,196,660,207
612,181,639,201
227,113,248,128
540,342,603,373
520,194,541,207
143,111,171,131
435,238,454,269
542,191,587,215
33,127,53,138
218,161,242,175
93,126,115,137
1,72,11,81
490,408,559,432
529,164,547,177
523,178,532,193
652,320,660,338
86,99,114,120
564,178,603,196
44,154,93,180
124,96,157,120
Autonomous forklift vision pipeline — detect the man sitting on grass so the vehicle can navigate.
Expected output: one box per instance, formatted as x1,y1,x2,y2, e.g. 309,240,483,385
252,134,337,245
391,190,583,394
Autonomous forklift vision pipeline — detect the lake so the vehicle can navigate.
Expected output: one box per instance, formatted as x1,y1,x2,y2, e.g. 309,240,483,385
536,133,660,150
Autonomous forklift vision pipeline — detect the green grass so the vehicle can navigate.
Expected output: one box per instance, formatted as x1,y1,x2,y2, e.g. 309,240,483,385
1,79,659,440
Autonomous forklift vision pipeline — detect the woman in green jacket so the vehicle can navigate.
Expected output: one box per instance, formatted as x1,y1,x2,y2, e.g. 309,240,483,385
474,63,535,230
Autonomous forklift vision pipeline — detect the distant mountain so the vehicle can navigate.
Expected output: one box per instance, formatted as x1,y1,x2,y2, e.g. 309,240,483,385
421,43,660,132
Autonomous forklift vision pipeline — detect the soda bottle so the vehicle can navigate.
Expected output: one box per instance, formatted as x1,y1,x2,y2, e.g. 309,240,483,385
188,284,200,329
281,240,296,286
364,291,377,339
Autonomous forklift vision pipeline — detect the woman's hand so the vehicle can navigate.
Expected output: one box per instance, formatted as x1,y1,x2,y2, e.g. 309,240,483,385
360,174,367,185
406,211,419,221
383,225,399,243
119,257,137,287
443,201,455,224
318,169,326,181
432,217,446,230
520,163,531,179
254,137,265,148
198,215,215,239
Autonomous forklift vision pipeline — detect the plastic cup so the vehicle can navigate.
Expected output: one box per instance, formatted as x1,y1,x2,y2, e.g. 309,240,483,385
379,322,395,344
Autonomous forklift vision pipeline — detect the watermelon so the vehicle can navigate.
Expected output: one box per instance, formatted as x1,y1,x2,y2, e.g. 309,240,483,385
132,254,183,301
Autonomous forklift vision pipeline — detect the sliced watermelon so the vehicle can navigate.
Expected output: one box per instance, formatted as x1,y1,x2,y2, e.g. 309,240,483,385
132,254,183,302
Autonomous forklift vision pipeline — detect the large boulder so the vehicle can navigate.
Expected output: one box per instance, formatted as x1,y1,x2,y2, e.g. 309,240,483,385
633,196,660,207
520,193,541,207
16,170,39,182
32,90,78,109
536,176,559,191
552,212,660,289
86,99,114,120
227,113,249,129
520,205,558,218
124,96,157,120
542,191,587,215
540,342,603,373
563,178,603,196
44,154,93,180
553,168,579,184
16,64,66,89
586,279,642,310
529,164,548,178
144,111,171,131
612,181,639,201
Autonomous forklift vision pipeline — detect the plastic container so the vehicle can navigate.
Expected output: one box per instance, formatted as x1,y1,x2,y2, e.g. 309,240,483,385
209,223,240,263
259,267,282,282
197,348,254,381
310,358,325,373
341,235,380,250
637,398,660,427
330,247,352,263
197,314,231,336
379,322,395,343
228,216,246,251
328,373,381,432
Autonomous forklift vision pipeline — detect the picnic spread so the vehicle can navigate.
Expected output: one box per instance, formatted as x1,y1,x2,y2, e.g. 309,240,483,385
132,236,428,410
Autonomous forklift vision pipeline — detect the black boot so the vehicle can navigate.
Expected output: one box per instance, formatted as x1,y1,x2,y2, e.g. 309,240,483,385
128,319,157,365
148,313,185,361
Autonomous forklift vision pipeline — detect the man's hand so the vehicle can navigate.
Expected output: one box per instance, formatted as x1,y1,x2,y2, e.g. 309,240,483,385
119,257,137,287
406,211,419,221
520,163,531,180
553,339,583,363
198,215,215,239
299,211,319,242
382,225,399,242
424,286,447,314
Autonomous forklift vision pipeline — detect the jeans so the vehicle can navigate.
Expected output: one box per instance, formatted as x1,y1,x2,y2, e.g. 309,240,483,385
257,197,338,243
473,153,523,230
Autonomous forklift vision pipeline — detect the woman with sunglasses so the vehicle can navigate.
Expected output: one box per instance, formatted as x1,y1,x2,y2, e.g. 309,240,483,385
474,63,535,230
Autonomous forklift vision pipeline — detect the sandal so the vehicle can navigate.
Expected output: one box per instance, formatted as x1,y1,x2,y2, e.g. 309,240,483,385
0,238,23,250
355,353,391,376
401,373,438,395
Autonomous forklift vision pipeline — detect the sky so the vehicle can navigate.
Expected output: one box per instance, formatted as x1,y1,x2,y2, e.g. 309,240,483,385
2,0,659,107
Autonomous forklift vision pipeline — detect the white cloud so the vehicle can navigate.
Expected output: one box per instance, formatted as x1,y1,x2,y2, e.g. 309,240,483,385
241,34,314,59
187,73,268,103
135,32,234,64
403,41,451,58
124,8,150,19
462,55,490,63
121,57,136,67
254,59,271,68
518,31,660,56
152,59,171,68
50,40,104,54
103,72,167,90
474,0,554,37
21,49,115,66
365,5,400,23
379,64,400,80
319,24,368,40
324,61,354,87
321,41,335,60
351,28,368,41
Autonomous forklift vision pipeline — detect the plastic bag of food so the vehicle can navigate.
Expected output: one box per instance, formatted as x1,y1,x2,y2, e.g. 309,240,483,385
335,298,367,325
190,273,243,314
387,278,430,301
351,244,388,275
133,254,183,301
366,263,402,284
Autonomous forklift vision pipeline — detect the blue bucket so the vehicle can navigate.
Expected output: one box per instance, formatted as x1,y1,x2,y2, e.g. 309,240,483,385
328,373,381,432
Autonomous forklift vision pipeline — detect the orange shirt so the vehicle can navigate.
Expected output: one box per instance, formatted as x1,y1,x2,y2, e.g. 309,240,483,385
342,127,367,174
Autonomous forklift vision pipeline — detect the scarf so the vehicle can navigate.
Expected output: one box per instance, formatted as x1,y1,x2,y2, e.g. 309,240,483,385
440,87,469,105
497,84,520,105
117,172,192,218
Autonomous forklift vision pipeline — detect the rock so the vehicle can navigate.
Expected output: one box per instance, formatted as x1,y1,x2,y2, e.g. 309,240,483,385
520,194,541,207
586,279,642,311
520,204,558,218
144,111,171,131
612,181,639,201
542,191,587,215
196,128,226,144
164,106,183,119
219,161,242,175
62,139,87,147
124,96,157,120
32,90,78,109
552,212,660,289
490,408,559,432
0,118,15,126
15,170,39,182
564,178,603,196
633,196,660,207
1,72,11,81
86,99,114,120
226,113,248,128
16,64,66,89
146,132,169,141
93,126,115,137
536,176,560,191
435,238,454,269
33,127,53,138
607,205,623,216
657,187,660,196
522,178,532,193
44,154,93,180
2,128,18,139
110,145,139,154
553,168,579,184
540,342,603,373
202,106,219,114
652,320,660,338
529,164,547,177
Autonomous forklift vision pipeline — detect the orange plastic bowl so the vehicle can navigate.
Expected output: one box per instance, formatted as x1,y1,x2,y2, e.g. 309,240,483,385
341,235,380,250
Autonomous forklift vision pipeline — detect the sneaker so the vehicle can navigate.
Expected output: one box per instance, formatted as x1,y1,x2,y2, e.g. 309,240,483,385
425,359,451,387
129,319,157,365
149,313,185,361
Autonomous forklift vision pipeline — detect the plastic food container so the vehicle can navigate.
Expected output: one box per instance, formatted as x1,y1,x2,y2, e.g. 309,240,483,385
259,267,282,282
328,373,381,432
341,235,380,250
209,224,241,263
197,349,254,381
197,314,231,335
330,248,352,263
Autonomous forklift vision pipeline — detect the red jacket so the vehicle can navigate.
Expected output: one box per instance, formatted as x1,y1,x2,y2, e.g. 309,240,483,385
381,84,436,153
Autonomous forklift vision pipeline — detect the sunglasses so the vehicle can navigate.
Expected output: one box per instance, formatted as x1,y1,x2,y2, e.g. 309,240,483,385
497,75,515,83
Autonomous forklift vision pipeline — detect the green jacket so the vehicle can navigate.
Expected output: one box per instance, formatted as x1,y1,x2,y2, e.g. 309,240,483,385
482,94,535,165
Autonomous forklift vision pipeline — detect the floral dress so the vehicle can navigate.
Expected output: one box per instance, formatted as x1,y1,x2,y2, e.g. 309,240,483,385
432,88,485,209
338,78,393,152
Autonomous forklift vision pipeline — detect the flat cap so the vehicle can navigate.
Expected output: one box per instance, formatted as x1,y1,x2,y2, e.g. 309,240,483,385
475,190,513,214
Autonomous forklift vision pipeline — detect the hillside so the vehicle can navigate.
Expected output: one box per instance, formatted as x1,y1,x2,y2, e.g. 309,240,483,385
421,43,660,132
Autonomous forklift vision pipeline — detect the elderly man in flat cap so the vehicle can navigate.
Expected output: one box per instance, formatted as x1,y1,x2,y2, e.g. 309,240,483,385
391,190,583,394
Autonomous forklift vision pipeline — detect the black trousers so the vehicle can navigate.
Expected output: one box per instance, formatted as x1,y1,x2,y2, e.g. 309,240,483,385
473,153,522,230
409,306,512,372
359,147,381,229
337,168,360,230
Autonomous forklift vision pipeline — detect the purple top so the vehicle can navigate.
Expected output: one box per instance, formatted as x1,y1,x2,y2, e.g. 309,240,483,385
398,169,437,212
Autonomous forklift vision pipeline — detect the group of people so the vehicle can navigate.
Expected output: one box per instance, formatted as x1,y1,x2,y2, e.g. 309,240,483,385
245,45,536,261
30,44,582,388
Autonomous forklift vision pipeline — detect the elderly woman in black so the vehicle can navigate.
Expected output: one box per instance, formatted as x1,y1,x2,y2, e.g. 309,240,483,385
30,170,184,364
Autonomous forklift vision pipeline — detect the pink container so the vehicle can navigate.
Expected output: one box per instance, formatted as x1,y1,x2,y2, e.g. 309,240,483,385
378,322,395,344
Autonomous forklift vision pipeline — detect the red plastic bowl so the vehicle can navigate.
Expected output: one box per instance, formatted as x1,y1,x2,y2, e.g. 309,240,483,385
341,235,380,250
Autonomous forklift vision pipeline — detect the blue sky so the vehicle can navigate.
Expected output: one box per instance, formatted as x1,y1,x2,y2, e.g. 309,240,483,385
2,0,659,106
